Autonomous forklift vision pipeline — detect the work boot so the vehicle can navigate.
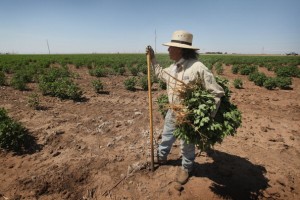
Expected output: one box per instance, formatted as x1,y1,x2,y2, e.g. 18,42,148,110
176,167,190,185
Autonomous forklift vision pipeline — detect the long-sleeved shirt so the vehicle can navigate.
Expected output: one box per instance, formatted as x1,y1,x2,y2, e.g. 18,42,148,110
151,57,225,116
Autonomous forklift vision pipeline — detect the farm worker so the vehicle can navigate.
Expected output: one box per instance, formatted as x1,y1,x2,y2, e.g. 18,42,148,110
147,30,225,185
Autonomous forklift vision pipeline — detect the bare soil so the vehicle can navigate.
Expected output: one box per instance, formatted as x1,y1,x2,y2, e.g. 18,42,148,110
1,65,299,200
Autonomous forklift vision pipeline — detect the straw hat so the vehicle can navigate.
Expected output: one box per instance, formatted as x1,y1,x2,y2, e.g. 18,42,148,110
163,30,199,50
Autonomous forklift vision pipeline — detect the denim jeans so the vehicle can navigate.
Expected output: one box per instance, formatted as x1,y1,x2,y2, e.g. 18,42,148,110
158,109,195,172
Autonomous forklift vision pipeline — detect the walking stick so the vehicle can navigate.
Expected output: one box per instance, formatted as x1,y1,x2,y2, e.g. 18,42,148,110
146,46,154,172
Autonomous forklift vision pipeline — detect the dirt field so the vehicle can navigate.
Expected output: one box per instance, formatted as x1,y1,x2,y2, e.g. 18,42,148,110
0,64,299,200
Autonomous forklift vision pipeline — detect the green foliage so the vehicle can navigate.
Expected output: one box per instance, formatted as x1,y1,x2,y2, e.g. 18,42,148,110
129,67,139,76
231,65,239,74
239,65,257,75
10,74,28,91
27,93,40,109
275,77,292,89
89,67,107,77
0,108,29,151
54,79,82,100
214,63,223,75
0,71,6,86
215,76,231,97
265,63,275,71
233,78,243,89
275,66,300,78
263,77,292,90
39,67,83,100
113,65,126,75
124,77,136,91
263,77,277,90
156,94,169,118
139,76,150,91
0,54,298,94
172,76,242,151
91,79,104,93
248,72,267,86
138,64,148,75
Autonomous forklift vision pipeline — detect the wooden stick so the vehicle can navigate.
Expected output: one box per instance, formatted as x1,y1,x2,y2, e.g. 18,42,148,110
102,176,127,196
146,49,154,172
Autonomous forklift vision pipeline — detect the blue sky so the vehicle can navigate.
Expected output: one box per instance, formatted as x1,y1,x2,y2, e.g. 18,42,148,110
0,0,299,54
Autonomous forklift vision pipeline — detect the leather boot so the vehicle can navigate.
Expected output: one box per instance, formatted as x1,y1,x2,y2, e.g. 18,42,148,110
176,167,190,185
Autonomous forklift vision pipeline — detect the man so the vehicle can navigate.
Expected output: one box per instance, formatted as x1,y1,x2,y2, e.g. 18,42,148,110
147,30,224,185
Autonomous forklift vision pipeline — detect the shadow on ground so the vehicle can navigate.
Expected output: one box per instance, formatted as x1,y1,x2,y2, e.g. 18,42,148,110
194,149,269,200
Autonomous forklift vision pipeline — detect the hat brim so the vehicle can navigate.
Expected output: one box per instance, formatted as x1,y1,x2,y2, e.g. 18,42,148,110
162,42,199,50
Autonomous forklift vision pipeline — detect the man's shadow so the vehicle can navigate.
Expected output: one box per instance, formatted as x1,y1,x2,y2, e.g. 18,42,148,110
192,149,269,200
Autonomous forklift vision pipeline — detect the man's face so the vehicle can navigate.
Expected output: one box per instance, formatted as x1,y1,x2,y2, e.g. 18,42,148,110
168,46,182,62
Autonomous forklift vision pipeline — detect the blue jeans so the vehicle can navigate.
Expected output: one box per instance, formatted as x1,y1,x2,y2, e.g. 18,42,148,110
158,110,195,172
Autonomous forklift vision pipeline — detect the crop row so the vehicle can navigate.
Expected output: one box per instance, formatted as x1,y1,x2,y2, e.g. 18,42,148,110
0,54,299,95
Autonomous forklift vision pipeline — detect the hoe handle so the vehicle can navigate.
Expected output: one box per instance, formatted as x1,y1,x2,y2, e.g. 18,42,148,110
146,46,154,172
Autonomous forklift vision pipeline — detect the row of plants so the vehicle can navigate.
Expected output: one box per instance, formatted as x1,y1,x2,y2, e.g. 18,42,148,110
200,54,300,67
1,54,299,95
231,64,296,90
2,54,298,75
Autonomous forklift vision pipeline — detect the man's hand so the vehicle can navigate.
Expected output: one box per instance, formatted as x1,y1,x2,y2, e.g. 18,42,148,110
146,45,155,60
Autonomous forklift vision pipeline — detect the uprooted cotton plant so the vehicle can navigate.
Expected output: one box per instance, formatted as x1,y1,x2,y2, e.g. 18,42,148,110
166,75,242,151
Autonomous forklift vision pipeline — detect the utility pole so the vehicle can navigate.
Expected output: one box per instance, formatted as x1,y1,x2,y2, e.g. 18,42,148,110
46,40,51,54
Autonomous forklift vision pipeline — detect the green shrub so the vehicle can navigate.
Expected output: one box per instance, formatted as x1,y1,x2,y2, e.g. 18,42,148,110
89,67,107,77
124,77,136,91
129,67,139,76
0,108,29,151
248,72,257,81
38,67,82,100
263,77,277,90
27,93,40,109
239,65,257,75
139,76,149,91
39,77,83,100
10,76,27,91
138,65,148,75
231,65,239,74
275,77,292,89
54,79,83,100
91,79,104,93
275,66,300,77
0,71,6,86
113,65,126,75
48,66,70,79
265,63,275,71
248,72,267,86
233,78,243,89
215,63,223,75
